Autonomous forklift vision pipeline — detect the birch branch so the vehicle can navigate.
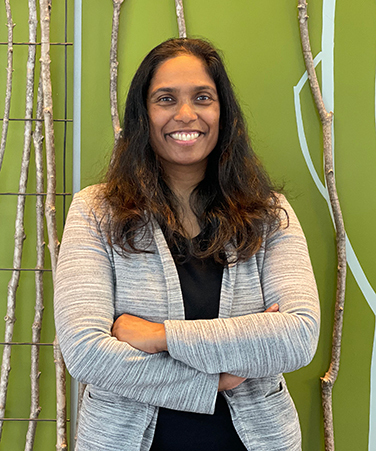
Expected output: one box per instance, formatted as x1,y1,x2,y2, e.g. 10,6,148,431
297,2,347,450
39,1,67,449
0,2,34,437
110,0,125,144
25,77,44,451
53,336,67,451
175,0,187,38
39,0,59,276
0,0,15,171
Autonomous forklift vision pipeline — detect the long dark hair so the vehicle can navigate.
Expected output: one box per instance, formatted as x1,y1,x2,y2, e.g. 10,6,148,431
102,38,283,263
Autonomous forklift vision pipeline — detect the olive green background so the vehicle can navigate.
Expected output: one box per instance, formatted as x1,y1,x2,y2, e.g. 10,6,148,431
0,0,375,449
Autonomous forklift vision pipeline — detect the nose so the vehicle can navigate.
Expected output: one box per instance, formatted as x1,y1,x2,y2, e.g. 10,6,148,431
174,103,198,122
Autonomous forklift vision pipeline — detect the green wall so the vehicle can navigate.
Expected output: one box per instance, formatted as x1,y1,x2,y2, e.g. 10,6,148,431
0,0,375,449
81,1,376,450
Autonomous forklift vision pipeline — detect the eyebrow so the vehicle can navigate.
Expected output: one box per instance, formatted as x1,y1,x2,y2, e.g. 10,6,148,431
149,85,217,98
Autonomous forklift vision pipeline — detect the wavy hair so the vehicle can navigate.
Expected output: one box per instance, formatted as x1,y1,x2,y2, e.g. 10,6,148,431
102,38,283,263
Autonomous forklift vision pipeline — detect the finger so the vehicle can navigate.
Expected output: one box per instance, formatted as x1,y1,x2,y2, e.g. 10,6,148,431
264,303,279,313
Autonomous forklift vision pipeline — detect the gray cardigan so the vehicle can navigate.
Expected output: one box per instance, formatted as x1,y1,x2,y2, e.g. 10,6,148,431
54,185,320,451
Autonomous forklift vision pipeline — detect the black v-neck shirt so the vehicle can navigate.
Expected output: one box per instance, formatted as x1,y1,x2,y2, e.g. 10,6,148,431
149,234,247,451
172,234,223,321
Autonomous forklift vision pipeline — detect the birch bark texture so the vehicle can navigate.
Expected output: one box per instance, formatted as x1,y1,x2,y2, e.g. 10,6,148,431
110,0,125,144
23,2,40,450
297,2,347,450
0,0,15,171
175,0,187,38
0,0,36,439
39,0,67,449
25,75,44,451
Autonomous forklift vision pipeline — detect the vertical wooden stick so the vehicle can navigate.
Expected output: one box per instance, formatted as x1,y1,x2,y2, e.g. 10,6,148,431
25,76,44,451
0,0,15,171
174,0,187,38
0,1,35,439
39,0,59,276
110,0,125,144
297,2,347,450
39,1,67,449
53,336,67,451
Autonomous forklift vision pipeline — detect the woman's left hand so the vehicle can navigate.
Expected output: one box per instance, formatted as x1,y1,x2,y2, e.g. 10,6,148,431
112,314,167,354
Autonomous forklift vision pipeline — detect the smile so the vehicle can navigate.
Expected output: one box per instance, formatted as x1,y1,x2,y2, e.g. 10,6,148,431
168,132,201,141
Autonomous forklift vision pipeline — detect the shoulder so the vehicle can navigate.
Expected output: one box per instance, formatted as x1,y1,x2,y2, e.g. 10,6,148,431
273,193,303,233
66,184,110,230
70,184,108,213
259,193,308,252
73,184,106,206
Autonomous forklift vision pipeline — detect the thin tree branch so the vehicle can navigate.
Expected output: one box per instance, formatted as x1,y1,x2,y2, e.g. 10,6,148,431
39,0,59,277
110,0,125,144
53,336,67,451
0,0,15,171
25,74,44,451
39,1,67,449
297,2,347,450
175,0,187,38
0,1,34,437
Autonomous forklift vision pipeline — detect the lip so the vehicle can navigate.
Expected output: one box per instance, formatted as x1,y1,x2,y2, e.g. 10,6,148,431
166,129,204,136
166,135,201,146
166,130,204,146
168,129,203,133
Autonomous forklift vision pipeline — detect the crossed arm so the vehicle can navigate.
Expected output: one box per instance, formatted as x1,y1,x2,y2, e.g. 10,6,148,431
111,303,280,391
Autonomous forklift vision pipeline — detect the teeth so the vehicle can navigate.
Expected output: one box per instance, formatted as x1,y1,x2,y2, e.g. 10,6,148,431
170,132,200,141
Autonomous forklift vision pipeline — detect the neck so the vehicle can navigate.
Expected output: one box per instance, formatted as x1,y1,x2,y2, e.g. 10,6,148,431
161,163,205,239
162,162,206,201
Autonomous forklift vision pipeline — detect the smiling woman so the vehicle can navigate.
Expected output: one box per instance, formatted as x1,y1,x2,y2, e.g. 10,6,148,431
54,38,320,451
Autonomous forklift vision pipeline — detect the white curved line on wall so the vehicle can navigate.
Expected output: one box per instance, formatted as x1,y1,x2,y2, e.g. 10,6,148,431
321,0,336,175
293,0,376,449
293,53,327,200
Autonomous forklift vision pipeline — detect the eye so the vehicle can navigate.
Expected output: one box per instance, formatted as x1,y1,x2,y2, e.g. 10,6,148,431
196,94,211,102
158,96,174,103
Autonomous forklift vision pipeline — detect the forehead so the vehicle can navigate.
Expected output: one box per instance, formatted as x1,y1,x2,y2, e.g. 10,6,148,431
149,54,216,91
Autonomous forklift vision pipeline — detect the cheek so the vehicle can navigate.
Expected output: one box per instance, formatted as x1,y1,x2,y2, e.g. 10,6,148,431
149,110,168,136
210,116,220,137
148,117,162,143
209,107,220,130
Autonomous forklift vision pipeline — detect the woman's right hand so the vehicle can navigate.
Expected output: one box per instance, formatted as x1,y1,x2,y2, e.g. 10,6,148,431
218,303,279,392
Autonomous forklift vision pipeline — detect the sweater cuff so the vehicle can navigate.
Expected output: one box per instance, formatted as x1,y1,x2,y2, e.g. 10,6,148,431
165,319,219,414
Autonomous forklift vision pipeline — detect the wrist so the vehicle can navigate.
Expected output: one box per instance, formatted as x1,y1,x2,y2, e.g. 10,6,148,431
156,323,167,352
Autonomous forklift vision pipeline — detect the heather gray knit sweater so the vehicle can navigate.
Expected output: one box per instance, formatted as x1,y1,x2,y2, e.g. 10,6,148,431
54,185,320,451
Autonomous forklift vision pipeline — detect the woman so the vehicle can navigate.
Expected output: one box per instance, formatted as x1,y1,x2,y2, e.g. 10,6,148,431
54,38,320,451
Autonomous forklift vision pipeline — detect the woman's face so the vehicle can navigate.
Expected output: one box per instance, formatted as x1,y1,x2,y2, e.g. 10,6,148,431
147,54,220,177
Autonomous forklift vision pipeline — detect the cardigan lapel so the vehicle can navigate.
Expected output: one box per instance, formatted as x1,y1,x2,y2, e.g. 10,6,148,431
218,245,237,319
152,220,238,321
152,222,186,321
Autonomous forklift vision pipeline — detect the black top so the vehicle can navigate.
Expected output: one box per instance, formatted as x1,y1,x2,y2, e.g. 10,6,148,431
149,234,247,451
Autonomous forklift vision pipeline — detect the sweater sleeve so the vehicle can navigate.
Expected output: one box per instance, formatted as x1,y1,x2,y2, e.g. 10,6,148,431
54,190,219,414
164,196,320,378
